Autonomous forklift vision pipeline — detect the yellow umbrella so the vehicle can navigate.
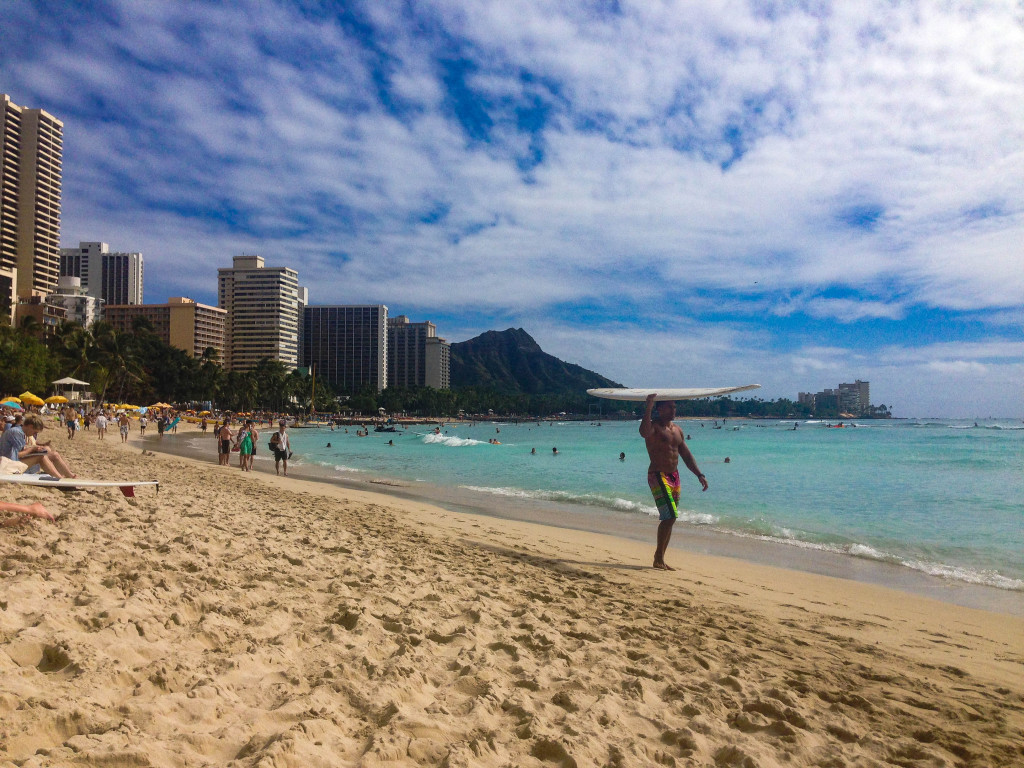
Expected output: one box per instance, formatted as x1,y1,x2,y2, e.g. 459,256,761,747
45,395,69,404
150,402,172,409
4,396,22,403
19,392,45,406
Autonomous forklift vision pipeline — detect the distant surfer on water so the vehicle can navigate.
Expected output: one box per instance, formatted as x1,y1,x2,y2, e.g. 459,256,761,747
640,394,707,570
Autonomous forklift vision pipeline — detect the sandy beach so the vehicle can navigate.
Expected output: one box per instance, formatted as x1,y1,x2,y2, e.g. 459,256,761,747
2,426,1023,767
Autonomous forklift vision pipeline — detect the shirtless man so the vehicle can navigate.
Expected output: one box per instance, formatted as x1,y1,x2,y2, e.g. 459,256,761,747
217,421,233,466
640,394,707,570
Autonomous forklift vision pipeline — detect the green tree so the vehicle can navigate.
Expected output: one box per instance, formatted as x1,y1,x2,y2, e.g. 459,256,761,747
91,323,144,405
0,324,58,395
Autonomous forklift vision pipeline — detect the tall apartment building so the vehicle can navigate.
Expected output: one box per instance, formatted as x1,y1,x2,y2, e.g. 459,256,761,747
303,305,388,394
1,94,63,321
839,380,870,415
387,315,451,390
59,241,144,306
218,255,300,371
799,380,871,416
105,297,226,359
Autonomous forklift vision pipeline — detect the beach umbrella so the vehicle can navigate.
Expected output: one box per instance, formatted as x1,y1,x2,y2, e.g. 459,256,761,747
150,402,172,409
19,392,45,406
45,395,69,404
4,396,21,403
2,400,23,410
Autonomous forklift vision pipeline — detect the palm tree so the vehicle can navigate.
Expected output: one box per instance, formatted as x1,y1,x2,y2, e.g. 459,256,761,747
53,322,96,380
92,324,144,405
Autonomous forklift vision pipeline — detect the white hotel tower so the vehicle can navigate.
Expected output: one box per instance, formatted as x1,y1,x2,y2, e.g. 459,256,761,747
217,254,300,371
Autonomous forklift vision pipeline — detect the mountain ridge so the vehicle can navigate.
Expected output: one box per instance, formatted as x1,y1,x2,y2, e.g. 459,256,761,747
450,328,622,395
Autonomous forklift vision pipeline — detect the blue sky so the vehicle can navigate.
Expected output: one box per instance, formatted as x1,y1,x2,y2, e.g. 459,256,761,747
3,0,1022,417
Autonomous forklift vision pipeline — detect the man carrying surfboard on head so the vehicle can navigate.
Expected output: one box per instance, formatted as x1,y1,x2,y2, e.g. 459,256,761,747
640,393,707,570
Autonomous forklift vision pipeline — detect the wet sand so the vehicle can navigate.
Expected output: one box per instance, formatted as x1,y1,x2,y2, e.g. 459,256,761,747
154,426,1024,617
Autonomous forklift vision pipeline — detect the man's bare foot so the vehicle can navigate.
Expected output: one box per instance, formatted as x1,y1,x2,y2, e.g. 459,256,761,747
653,561,675,571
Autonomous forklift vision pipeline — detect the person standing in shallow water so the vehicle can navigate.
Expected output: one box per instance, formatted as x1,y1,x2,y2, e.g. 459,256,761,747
640,394,707,570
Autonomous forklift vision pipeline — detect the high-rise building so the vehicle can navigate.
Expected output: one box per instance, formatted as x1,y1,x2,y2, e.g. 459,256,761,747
59,241,144,306
218,255,300,371
387,315,451,390
838,380,870,415
1,94,63,321
799,380,871,416
105,297,226,359
303,305,388,394
425,336,451,391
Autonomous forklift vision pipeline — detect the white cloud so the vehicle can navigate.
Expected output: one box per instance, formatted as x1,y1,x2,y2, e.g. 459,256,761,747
3,0,1023,415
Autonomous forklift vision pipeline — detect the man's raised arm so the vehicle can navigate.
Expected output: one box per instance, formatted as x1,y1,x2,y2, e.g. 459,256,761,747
640,393,657,437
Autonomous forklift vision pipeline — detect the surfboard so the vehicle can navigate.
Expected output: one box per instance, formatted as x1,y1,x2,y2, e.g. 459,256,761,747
0,475,159,497
587,385,761,402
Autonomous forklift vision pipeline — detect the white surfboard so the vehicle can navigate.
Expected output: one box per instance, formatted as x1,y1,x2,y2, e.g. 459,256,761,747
0,474,159,497
587,385,761,402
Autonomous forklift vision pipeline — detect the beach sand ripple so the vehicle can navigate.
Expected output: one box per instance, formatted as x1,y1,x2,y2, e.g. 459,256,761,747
2,427,1023,767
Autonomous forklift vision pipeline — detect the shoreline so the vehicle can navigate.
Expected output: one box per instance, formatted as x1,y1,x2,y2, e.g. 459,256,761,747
3,423,1023,765
148,425,1024,617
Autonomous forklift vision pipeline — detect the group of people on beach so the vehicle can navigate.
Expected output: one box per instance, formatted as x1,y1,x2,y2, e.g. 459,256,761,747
213,418,291,475
3,394,707,570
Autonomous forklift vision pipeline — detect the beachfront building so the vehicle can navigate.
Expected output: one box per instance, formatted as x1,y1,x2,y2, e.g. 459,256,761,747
839,380,870,415
218,255,300,371
59,241,144,307
303,304,388,394
47,276,102,327
2,94,63,323
799,380,871,416
104,297,226,359
387,315,451,390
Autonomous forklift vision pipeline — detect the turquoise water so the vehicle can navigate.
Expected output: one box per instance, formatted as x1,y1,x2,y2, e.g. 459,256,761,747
199,418,1024,591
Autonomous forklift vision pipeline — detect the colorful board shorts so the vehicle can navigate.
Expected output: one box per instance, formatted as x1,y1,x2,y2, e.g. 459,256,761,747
648,470,681,521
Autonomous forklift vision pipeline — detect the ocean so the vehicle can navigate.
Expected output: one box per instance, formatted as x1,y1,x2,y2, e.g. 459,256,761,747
181,417,1024,610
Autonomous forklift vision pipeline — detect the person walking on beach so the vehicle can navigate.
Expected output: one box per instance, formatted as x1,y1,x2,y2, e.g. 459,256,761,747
270,419,290,476
640,394,707,570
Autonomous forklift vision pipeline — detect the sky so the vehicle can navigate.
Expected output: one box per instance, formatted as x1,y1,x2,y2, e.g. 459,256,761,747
3,0,1022,417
